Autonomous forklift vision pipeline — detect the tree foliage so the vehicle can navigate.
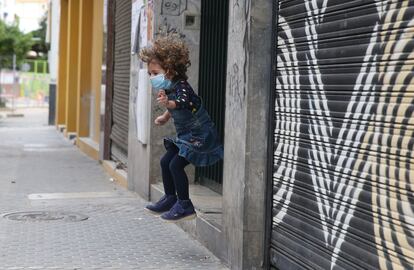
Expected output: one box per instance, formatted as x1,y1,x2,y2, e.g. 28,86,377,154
0,19,33,70
30,13,49,58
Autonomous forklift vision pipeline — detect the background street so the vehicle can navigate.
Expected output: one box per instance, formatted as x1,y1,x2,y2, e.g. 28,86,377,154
0,108,228,270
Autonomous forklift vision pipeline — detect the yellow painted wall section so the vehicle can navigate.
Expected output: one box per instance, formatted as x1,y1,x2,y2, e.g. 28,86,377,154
56,0,68,126
65,0,80,134
76,0,94,138
91,0,105,144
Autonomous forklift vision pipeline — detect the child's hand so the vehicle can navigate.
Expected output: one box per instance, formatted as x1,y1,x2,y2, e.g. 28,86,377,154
157,90,166,97
155,115,168,126
156,91,169,107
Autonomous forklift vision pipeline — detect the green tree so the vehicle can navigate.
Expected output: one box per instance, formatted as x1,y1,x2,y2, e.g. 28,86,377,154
0,19,33,70
0,19,33,107
30,13,49,58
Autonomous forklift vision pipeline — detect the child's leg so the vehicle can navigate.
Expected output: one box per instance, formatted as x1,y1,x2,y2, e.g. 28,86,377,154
160,146,180,195
169,154,190,200
160,155,196,222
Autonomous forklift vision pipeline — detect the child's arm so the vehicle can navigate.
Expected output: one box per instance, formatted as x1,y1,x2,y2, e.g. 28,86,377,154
162,110,171,120
165,100,177,110
155,110,171,126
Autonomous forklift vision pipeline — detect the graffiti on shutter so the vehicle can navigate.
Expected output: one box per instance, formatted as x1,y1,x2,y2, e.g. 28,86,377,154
270,1,414,269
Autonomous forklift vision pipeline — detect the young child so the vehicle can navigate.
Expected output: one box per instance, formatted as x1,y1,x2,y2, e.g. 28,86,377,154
140,33,224,222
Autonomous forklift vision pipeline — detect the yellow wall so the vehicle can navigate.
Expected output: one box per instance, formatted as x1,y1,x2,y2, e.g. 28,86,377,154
65,0,80,134
76,0,94,138
56,0,105,158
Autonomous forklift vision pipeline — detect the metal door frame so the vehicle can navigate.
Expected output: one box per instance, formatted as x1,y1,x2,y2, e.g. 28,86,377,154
263,0,279,269
103,0,115,160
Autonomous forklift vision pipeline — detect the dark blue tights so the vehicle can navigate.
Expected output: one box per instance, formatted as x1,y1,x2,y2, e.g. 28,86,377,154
160,145,190,200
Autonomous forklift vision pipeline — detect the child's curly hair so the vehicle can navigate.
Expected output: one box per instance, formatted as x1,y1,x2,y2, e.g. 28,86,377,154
139,31,191,81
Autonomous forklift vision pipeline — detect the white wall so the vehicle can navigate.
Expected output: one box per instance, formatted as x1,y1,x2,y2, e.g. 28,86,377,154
47,0,59,83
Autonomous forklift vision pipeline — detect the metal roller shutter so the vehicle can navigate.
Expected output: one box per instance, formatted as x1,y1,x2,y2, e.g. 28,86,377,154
110,0,131,165
269,1,414,269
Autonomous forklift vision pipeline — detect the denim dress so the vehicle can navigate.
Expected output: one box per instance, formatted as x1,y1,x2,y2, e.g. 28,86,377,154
163,87,224,167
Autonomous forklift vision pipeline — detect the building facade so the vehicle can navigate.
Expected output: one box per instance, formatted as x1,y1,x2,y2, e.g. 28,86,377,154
0,0,16,24
0,0,48,33
15,0,48,33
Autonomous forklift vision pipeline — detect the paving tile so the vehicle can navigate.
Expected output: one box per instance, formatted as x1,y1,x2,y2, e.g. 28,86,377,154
0,109,228,270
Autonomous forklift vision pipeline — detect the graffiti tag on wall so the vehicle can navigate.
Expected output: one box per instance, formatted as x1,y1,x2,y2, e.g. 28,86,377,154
161,0,187,16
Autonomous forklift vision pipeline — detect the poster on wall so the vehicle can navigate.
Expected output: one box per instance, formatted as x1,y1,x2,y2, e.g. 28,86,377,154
146,0,154,43
136,69,149,144
131,0,144,52
139,7,148,49
131,0,152,145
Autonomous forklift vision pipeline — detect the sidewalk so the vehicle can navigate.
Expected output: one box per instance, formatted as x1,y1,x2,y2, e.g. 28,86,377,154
0,108,228,270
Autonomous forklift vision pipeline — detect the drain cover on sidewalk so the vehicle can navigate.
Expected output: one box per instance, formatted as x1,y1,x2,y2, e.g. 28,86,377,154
3,211,89,222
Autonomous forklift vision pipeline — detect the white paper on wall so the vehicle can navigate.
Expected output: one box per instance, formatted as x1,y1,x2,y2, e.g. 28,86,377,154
136,69,149,144
139,7,148,48
131,0,144,50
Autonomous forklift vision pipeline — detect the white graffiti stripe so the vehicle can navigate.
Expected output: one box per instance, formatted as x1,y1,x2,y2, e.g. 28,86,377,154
304,0,335,248
272,15,301,226
301,1,382,269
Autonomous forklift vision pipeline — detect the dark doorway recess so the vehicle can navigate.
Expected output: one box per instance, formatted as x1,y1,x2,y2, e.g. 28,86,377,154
195,0,229,194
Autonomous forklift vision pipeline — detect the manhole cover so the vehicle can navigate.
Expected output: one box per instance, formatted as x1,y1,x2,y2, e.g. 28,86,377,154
3,211,89,222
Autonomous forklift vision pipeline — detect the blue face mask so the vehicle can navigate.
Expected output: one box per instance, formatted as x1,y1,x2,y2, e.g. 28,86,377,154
150,73,172,91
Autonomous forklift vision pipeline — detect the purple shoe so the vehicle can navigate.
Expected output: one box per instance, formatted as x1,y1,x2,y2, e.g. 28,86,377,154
145,194,177,215
161,199,197,222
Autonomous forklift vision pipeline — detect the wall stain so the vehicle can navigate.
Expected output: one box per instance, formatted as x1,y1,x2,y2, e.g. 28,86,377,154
229,63,244,111
242,0,250,100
